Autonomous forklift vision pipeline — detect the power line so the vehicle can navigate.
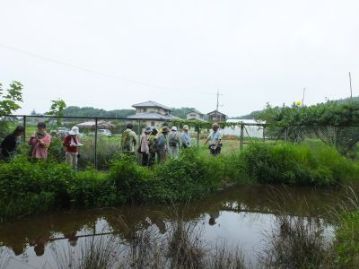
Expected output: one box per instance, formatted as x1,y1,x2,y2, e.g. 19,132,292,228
0,43,176,92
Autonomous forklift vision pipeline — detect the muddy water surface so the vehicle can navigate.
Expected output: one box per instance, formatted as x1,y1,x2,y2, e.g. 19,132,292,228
0,185,349,268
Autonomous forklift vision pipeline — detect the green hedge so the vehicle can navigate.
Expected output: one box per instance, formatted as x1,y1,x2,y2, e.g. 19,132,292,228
0,143,358,221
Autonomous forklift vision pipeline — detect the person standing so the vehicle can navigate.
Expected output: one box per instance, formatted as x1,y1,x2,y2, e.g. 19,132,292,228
63,126,82,169
121,123,138,155
28,122,52,160
0,126,24,160
168,126,180,158
181,125,191,148
148,128,158,166
139,127,152,166
205,123,222,156
156,127,169,162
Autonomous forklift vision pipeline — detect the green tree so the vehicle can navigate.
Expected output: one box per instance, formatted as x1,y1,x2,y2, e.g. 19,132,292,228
46,99,67,126
256,101,359,157
0,81,23,138
0,81,23,116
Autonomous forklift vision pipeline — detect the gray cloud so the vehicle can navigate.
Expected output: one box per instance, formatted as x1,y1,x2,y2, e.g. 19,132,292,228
1,0,358,116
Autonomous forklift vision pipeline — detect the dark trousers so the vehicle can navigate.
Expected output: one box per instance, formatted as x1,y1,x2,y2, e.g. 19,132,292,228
149,152,156,166
141,152,149,166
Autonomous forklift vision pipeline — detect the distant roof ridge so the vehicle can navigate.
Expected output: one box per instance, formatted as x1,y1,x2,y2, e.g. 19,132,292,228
207,109,227,115
132,100,171,111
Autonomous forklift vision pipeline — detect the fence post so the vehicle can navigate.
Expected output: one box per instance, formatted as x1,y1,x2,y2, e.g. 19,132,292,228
196,126,200,147
240,123,244,150
263,125,266,142
94,117,98,169
22,115,27,142
137,120,141,141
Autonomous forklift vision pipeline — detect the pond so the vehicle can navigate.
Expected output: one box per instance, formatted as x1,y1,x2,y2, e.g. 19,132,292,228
0,185,350,268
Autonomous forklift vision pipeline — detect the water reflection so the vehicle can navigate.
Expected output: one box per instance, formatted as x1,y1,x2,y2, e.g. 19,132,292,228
0,185,348,268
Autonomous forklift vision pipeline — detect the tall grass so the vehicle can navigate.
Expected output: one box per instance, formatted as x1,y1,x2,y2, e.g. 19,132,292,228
261,215,335,268
240,142,359,185
49,220,247,269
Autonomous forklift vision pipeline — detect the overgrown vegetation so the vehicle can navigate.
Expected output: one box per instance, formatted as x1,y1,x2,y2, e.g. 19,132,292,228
1,142,359,222
241,142,359,185
256,101,359,157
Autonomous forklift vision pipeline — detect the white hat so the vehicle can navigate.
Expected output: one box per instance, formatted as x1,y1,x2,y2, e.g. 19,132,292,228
69,126,80,135
171,126,177,131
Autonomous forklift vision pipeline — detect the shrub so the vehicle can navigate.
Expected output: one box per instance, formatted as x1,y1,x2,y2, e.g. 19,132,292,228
0,157,75,220
70,169,125,207
109,154,153,203
240,142,358,185
335,210,359,267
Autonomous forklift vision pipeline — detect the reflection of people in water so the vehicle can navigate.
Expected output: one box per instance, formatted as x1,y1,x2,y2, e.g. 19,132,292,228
65,232,78,247
151,217,167,234
208,211,220,226
30,237,47,256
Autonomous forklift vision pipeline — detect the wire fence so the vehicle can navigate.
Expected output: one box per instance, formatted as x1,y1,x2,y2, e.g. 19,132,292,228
1,115,358,169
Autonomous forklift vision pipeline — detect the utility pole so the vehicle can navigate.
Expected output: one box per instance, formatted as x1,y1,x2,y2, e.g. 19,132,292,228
215,89,224,121
216,89,220,111
349,72,353,101
302,88,306,106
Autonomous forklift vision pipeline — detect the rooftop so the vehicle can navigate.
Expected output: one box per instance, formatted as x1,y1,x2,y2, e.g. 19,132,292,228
127,112,179,120
132,100,171,111
207,110,227,116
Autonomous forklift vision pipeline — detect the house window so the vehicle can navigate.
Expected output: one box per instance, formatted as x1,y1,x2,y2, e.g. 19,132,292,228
151,121,155,126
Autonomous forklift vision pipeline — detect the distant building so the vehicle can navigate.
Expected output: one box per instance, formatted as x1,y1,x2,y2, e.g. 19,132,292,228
127,100,178,127
186,110,206,121
207,110,227,122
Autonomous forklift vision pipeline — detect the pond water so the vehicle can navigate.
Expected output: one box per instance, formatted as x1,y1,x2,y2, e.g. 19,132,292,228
0,185,350,268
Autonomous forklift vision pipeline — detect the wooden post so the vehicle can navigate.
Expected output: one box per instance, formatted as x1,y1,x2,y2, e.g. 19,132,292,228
240,123,244,150
94,117,98,169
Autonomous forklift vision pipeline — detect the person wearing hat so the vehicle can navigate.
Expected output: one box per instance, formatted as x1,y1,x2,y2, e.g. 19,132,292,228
139,127,152,166
148,128,159,166
181,125,191,149
168,126,180,158
205,123,222,156
63,126,82,169
28,122,52,160
156,126,170,162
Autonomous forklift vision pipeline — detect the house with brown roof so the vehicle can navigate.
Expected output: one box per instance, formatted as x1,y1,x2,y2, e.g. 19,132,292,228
207,110,227,122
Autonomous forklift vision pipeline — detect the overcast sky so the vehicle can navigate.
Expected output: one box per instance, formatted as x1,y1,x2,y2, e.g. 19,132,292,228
1,0,359,116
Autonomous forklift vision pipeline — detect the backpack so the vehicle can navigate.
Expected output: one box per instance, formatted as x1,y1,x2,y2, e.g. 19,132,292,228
122,130,133,151
168,133,178,147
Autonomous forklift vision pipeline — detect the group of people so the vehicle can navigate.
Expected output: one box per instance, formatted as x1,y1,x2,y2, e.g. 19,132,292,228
0,122,82,169
0,121,223,168
120,123,193,166
121,122,223,166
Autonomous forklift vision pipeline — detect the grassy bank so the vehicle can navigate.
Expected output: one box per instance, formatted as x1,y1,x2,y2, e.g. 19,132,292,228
0,142,358,222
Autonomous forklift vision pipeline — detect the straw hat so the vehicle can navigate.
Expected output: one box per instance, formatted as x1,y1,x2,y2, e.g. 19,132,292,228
162,127,169,133
183,125,189,131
